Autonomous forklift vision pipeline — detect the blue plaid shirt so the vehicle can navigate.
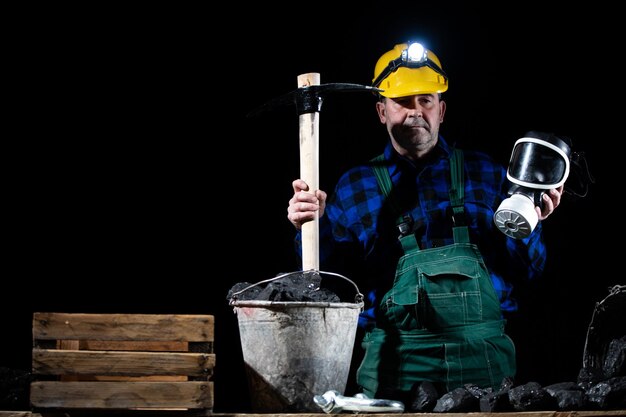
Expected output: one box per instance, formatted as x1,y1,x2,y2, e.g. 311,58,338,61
295,136,546,328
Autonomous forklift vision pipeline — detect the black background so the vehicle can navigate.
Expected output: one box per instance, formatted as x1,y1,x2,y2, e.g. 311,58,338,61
4,2,621,412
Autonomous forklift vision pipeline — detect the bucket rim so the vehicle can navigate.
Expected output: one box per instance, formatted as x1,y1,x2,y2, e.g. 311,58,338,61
229,270,365,306
231,299,364,309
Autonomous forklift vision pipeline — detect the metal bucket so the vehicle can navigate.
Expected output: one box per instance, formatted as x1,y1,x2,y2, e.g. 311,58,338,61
230,271,364,412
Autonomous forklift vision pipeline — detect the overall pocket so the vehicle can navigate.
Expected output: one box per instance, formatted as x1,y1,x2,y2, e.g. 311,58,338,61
418,254,484,328
380,244,493,330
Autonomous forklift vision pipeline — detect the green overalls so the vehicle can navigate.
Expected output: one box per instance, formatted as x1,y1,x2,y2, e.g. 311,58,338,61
357,149,516,397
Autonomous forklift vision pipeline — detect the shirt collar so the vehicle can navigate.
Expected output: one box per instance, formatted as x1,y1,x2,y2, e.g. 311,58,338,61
383,135,453,176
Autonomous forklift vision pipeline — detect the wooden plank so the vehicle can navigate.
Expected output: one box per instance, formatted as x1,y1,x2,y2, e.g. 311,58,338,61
30,381,213,408
5,411,624,416
0,413,44,417
60,374,188,381
79,340,189,351
32,349,214,377
32,313,214,342
54,340,190,352
207,413,626,417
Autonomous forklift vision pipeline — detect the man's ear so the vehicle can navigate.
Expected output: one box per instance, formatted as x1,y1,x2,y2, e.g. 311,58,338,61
439,100,446,123
376,101,386,123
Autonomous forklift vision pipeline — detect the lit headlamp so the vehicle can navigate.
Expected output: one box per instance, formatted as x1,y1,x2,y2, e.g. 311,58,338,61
372,42,448,88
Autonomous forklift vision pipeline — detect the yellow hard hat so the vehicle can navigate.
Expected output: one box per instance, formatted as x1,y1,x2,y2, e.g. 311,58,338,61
372,42,448,98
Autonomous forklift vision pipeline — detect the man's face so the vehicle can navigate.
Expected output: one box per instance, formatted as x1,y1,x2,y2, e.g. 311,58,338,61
376,93,446,159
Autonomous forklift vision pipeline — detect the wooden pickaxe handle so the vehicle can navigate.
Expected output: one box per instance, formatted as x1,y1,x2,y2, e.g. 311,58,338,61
297,72,320,271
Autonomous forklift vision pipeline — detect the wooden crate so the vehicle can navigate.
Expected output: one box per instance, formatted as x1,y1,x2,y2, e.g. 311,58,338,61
30,312,215,415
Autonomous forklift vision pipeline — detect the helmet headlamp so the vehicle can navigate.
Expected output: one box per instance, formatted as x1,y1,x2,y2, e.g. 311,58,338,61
372,42,448,88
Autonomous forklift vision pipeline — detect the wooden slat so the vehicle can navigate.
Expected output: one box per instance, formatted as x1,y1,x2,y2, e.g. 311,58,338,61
53,340,190,351
79,340,189,351
6,412,626,417
60,374,188,381
208,413,626,417
0,413,44,417
32,313,214,342
32,349,215,377
30,381,213,408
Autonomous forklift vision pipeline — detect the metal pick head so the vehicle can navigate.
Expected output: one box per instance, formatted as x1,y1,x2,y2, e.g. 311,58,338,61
247,83,383,118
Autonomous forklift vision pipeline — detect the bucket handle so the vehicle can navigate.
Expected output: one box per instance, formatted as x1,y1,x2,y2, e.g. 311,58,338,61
229,269,364,306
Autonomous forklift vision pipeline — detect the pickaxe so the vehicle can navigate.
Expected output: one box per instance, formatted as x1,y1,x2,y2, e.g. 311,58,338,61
249,73,380,272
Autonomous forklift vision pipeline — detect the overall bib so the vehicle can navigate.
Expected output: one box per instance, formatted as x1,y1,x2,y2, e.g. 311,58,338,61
357,149,516,397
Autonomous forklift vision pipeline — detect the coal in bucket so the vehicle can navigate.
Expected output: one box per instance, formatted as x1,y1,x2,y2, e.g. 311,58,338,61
229,270,364,413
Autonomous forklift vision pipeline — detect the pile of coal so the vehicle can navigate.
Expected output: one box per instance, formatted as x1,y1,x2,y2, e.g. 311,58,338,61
398,285,626,412
227,271,341,303
391,372,625,413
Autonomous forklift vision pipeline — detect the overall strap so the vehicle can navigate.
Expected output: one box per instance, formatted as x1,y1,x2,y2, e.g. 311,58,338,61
370,154,418,252
449,148,470,243
371,154,400,217
370,149,469,249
